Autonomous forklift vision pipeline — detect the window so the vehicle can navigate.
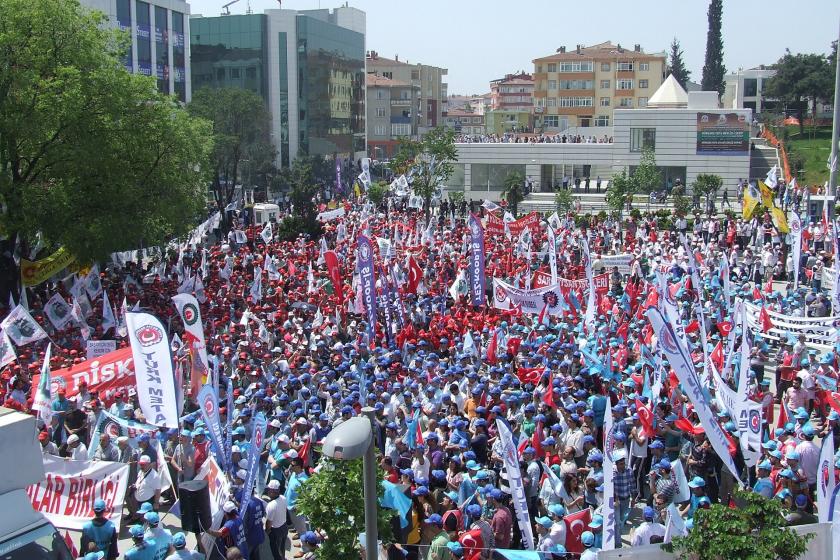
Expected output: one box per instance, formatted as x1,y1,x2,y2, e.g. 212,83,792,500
595,115,610,126
374,124,386,136
630,127,656,152
411,70,419,80
559,61,593,72
638,97,648,107
392,123,411,136
600,80,610,89
639,79,649,89
376,90,384,100
548,63,557,72
617,79,633,90
473,127,482,134
375,107,386,117
639,62,650,71
559,79,594,90
382,71,392,79
617,62,634,71
543,115,559,127
473,117,481,123
558,96,593,107
619,97,633,107
548,80,557,90
547,97,556,107
230,68,240,79
600,97,610,107
536,65,543,73
744,78,758,97
600,62,610,71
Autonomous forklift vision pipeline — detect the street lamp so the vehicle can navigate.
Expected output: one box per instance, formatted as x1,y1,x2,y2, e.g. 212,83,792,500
321,408,378,560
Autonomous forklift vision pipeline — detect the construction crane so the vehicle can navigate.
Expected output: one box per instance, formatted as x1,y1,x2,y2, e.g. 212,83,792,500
221,0,239,15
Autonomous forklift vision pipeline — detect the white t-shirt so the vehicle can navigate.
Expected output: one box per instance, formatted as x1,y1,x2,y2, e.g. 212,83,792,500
266,495,288,528
411,456,430,481
135,467,161,502
631,521,666,546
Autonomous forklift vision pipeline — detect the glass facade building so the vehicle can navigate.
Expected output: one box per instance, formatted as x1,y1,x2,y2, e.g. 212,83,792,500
189,8,366,167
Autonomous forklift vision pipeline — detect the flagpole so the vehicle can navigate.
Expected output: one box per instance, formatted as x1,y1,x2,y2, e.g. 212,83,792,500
829,15,840,217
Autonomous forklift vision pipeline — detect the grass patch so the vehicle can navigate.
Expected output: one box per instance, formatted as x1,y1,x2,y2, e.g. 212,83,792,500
784,125,832,187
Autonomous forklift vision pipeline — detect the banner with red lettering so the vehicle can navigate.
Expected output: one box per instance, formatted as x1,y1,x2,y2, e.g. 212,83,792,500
27,456,129,532
30,347,135,405
486,212,540,236
533,271,610,294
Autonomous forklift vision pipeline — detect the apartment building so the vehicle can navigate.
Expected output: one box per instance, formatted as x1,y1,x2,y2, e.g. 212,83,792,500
532,41,666,131
366,51,448,134
490,72,534,111
366,74,421,159
444,108,485,137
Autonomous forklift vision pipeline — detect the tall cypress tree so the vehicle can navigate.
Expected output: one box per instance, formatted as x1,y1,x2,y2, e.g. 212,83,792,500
668,37,691,89
701,0,726,97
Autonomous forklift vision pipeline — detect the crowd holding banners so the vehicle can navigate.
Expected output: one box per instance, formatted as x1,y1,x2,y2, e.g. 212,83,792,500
4,182,840,559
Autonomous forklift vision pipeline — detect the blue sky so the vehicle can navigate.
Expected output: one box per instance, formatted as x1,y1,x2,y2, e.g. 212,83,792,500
199,0,840,94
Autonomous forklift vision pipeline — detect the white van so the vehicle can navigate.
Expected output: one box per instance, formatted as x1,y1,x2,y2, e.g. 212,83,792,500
0,408,72,560
253,203,280,225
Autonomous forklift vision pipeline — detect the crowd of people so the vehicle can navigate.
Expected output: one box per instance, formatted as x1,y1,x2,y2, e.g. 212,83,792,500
2,186,839,560
454,134,613,145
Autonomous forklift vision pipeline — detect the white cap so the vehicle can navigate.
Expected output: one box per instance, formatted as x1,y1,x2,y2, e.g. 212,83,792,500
238,459,248,469
284,449,299,460
138,455,151,464
295,418,309,425
267,480,281,491
269,419,282,429
277,434,291,444
67,434,80,445
231,445,241,453
236,469,248,480
222,501,237,513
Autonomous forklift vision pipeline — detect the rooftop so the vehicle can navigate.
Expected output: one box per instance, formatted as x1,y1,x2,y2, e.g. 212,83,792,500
366,74,411,88
534,41,666,63
646,74,688,108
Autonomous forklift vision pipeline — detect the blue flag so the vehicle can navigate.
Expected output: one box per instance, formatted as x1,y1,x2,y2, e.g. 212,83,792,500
468,213,486,306
241,412,267,514
225,376,234,471
357,235,377,348
380,480,412,528
197,384,227,470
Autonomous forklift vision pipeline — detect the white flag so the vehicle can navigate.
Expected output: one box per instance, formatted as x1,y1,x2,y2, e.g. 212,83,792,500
546,225,558,284
602,397,616,551
102,290,117,333
260,222,273,245
125,311,178,428
672,459,691,503
220,258,233,281
0,304,47,346
307,265,316,294
448,269,468,301
44,293,74,330
234,230,247,244
117,298,128,338
84,264,103,299
463,331,477,356
481,199,500,212
0,330,15,369
250,266,263,302
818,430,836,524
266,256,280,281
664,503,688,543
791,213,802,290
71,298,90,340
172,293,210,374
31,344,53,424
311,308,324,330
494,419,535,550
581,237,596,333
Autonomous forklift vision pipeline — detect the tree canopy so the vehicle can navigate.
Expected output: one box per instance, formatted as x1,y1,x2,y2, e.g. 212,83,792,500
701,0,726,97
391,127,457,215
188,87,275,215
763,48,835,131
502,170,525,216
668,37,691,89
0,0,212,265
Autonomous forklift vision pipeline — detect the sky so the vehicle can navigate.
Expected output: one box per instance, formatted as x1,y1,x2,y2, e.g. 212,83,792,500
200,0,840,95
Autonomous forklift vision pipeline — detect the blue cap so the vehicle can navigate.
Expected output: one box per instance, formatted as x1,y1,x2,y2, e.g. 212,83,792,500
643,506,656,520
92,499,107,513
466,504,482,518
446,542,464,555
424,513,443,526
136,502,154,515
536,516,553,528
582,531,595,547
301,531,320,544
172,532,187,548
84,553,105,560
129,525,145,538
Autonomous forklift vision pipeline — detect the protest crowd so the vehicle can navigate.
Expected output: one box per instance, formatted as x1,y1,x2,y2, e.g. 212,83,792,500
2,172,840,560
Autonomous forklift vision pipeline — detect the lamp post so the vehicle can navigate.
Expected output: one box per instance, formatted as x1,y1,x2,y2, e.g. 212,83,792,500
321,408,378,560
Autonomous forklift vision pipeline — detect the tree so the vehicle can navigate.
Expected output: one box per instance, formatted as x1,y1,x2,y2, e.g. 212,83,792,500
296,458,394,559
605,170,636,215
0,0,212,288
671,489,813,560
701,0,726,97
763,50,834,134
188,87,275,228
367,181,388,206
555,187,573,213
391,127,457,216
633,147,662,194
668,37,691,89
502,171,525,216
274,156,322,241
692,173,723,199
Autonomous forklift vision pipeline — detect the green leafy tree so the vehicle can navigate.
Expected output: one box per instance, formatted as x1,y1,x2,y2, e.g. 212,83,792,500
671,183,691,217
296,458,394,559
633,147,662,194
701,0,726,97
188,87,275,227
274,156,322,241
692,173,723,199
555,187,573,213
0,0,212,284
605,170,636,215
668,37,691,89
671,488,813,560
502,171,525,216
763,50,834,134
367,181,388,206
448,191,465,206
391,127,457,215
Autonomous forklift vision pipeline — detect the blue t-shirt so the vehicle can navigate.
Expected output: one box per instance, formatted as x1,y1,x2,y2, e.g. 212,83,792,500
219,517,249,559
242,497,266,548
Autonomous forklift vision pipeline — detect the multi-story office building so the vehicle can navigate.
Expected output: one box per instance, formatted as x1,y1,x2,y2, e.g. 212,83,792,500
722,67,777,114
366,51,448,135
532,41,666,131
190,7,366,167
366,74,421,159
80,0,191,102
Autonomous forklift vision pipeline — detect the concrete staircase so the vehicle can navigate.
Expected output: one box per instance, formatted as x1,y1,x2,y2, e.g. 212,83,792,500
750,138,779,183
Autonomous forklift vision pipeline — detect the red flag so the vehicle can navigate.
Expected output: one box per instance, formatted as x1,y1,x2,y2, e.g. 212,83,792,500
542,373,555,408
324,250,344,303
486,330,499,365
825,392,840,415
684,319,699,334
775,401,788,436
506,336,522,357
717,321,732,337
644,287,659,310
711,341,724,370
616,321,629,342
298,439,311,466
674,417,698,435
564,508,593,553
532,419,544,459
759,306,773,332
537,303,550,326
458,527,484,560
517,366,544,385
405,255,423,294
64,531,78,559
635,398,654,438
763,279,773,295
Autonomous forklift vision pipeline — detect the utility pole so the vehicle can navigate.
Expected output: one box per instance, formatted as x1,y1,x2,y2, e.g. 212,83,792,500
829,16,840,216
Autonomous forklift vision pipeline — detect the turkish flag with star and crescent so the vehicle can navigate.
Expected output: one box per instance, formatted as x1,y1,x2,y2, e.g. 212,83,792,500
564,507,592,553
